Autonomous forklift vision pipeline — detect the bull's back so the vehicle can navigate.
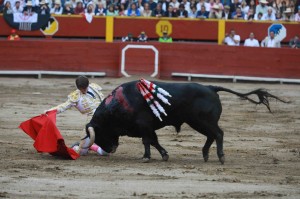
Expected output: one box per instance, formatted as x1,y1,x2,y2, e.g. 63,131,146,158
96,81,222,132
155,82,222,121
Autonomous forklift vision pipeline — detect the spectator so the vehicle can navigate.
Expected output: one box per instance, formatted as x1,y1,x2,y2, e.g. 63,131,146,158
262,6,276,21
38,0,50,15
282,7,295,21
106,4,118,16
137,31,148,42
249,0,256,12
124,0,133,10
244,32,259,47
29,0,40,7
223,29,240,46
63,1,74,15
232,7,244,19
23,1,36,15
70,0,77,9
85,2,95,15
261,31,281,48
222,5,232,20
189,0,197,9
289,0,296,13
82,0,90,8
240,0,249,15
7,29,20,41
169,0,179,9
196,5,209,19
209,4,222,19
94,0,106,9
177,3,188,18
214,0,224,10
196,0,210,12
256,0,268,15
230,0,241,13
152,3,165,17
295,5,300,21
207,0,215,12
267,0,278,14
160,0,169,12
275,11,282,20
254,12,264,20
13,0,23,14
122,33,134,42
136,0,144,13
94,2,106,16
244,8,255,20
188,5,197,18
3,1,13,14
182,0,190,13
141,3,152,17
113,4,119,13
289,35,300,48
118,3,127,16
127,3,141,17
148,0,157,11
164,5,176,17
279,1,287,15
159,30,172,43
50,0,63,14
74,0,85,14
296,0,300,13
0,0,3,13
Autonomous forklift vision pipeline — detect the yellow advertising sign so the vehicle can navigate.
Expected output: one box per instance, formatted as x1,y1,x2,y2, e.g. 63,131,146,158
156,20,172,37
40,17,59,36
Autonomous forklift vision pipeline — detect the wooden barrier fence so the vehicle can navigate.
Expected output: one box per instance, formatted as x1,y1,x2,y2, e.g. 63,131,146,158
0,41,299,81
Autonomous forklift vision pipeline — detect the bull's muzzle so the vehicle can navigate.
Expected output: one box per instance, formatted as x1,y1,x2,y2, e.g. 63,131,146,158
111,145,118,153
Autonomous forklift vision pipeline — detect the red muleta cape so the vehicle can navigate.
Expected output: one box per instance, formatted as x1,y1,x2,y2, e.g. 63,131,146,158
19,110,80,160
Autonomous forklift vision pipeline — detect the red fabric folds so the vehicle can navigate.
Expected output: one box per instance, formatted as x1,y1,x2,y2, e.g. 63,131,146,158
19,110,79,160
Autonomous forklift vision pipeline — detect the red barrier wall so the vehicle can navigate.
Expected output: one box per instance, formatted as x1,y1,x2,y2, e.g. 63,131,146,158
0,40,119,76
0,40,299,79
0,15,299,42
159,43,300,78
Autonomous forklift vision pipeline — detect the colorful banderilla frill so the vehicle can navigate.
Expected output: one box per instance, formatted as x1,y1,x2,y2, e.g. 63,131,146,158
137,79,172,121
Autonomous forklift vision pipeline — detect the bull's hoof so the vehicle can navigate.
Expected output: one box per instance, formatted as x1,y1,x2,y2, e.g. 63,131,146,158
142,157,151,163
203,156,209,162
162,154,169,161
219,156,225,164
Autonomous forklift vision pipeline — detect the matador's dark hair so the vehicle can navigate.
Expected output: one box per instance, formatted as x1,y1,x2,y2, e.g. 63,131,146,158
75,76,89,89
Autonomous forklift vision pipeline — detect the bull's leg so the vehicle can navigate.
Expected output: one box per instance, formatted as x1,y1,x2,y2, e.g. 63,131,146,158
188,120,225,164
142,137,151,163
150,133,169,161
215,127,225,164
202,136,214,162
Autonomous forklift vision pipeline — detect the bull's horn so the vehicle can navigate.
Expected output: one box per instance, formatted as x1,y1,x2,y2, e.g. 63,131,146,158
80,127,95,149
87,126,96,148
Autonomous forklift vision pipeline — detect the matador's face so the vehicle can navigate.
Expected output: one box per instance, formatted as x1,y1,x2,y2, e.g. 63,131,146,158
79,87,88,94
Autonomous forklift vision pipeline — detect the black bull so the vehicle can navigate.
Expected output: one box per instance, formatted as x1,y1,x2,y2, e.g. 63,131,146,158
86,81,287,164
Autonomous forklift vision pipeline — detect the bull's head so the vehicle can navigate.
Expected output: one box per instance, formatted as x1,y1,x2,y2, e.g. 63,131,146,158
85,123,119,154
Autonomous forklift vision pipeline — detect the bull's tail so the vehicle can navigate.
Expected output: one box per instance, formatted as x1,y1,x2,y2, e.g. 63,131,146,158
208,86,290,112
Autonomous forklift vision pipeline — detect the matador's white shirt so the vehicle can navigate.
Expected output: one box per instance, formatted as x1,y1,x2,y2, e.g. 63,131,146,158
49,83,104,116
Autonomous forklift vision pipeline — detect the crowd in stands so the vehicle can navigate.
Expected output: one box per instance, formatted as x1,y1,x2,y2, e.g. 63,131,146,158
0,0,299,22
